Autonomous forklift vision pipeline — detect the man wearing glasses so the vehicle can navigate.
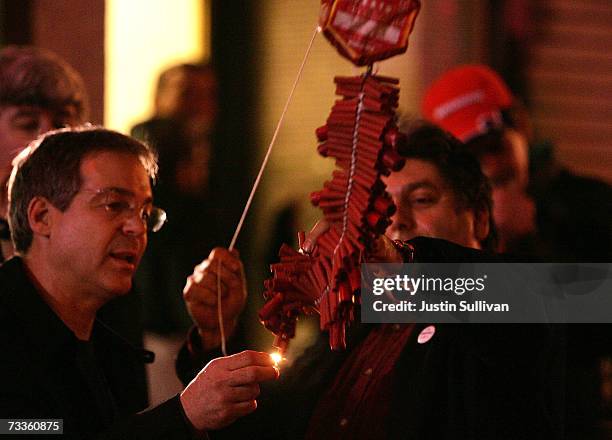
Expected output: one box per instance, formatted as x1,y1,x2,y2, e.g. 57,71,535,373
0,126,278,439
0,46,155,410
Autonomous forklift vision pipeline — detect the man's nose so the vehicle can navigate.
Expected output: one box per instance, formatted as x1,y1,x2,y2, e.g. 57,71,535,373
37,114,55,135
121,210,147,236
38,115,57,134
387,203,415,240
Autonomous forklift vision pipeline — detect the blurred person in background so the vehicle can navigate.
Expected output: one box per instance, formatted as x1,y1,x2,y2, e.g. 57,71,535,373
0,45,87,262
422,65,536,255
422,64,612,438
131,62,223,404
422,64,611,261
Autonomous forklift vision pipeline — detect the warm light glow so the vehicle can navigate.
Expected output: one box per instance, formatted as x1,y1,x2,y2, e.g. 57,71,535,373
105,0,209,134
270,351,283,366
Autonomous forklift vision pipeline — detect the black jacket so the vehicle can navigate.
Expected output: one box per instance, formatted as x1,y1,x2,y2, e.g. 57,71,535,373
0,257,195,439
178,237,565,439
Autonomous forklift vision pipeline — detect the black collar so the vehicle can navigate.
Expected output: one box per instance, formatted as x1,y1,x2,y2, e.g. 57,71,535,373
0,257,154,363
0,218,10,241
1,257,81,356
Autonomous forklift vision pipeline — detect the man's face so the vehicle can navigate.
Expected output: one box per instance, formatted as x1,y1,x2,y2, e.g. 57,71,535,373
0,104,80,184
184,70,218,127
479,129,529,188
46,151,151,302
384,158,483,249
479,129,535,241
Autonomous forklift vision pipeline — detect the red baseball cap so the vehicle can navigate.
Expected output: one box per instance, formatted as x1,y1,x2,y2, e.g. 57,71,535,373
421,65,514,142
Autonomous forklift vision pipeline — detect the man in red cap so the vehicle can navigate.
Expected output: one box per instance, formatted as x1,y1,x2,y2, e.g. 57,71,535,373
422,65,514,143
421,65,536,254
422,64,611,262
423,65,612,437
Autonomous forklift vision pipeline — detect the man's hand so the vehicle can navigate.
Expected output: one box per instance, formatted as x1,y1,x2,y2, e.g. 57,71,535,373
301,219,403,263
368,234,405,263
491,184,536,242
180,350,279,431
184,248,247,351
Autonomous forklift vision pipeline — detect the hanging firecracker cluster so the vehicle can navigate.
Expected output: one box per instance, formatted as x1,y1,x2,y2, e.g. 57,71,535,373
259,0,421,353
260,71,406,351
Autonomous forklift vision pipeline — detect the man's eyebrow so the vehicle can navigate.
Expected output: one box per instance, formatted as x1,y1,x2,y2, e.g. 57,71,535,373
11,107,42,117
386,180,439,195
100,187,153,204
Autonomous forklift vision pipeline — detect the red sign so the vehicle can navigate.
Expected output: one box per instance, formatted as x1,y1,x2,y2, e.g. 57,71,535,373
320,0,421,66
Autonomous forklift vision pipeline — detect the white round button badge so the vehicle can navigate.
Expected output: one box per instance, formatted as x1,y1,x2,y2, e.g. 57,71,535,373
417,325,436,344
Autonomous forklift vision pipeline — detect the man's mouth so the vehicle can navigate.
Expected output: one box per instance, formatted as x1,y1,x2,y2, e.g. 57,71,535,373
109,251,138,267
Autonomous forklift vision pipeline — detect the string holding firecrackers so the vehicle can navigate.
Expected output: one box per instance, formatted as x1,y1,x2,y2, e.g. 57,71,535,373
260,0,421,353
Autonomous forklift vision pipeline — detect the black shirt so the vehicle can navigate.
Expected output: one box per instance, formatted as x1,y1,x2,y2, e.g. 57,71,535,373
0,257,195,439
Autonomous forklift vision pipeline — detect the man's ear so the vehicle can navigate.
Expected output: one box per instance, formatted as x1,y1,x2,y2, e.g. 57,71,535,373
27,197,53,237
474,207,490,244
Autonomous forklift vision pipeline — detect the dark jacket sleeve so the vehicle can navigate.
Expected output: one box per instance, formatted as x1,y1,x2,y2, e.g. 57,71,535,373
0,335,199,440
96,395,201,440
176,324,248,386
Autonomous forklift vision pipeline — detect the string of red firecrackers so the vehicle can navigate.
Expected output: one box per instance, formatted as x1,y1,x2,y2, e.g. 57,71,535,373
226,0,420,357
260,70,406,351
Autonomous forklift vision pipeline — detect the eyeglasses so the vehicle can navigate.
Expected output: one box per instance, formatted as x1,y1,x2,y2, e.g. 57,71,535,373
82,188,167,233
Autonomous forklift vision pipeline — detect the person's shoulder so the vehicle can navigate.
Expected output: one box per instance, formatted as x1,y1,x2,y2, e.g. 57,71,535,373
0,257,25,310
0,262,34,377
0,255,25,277
0,257,34,306
130,117,181,139
408,236,501,262
553,169,611,200
130,118,160,134
559,168,610,187
0,295,16,339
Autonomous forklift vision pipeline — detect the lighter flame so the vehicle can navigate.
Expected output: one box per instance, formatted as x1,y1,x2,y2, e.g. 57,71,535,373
270,351,283,366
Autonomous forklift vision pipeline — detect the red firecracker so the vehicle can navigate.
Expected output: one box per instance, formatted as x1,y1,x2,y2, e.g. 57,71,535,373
260,72,406,351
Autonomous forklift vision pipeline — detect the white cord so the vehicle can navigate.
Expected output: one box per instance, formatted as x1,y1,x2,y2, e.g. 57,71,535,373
228,25,320,252
322,72,369,303
217,258,227,356
217,25,321,356
332,90,365,263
